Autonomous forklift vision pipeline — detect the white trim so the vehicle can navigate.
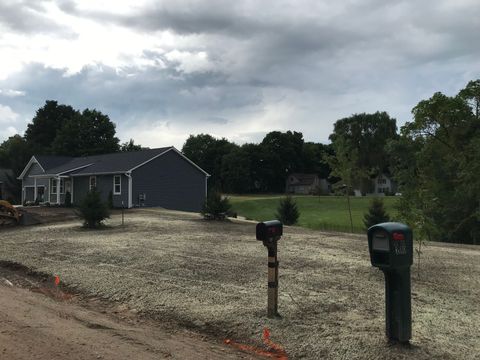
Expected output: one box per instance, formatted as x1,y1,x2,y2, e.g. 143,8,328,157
56,178,60,205
34,177,37,200
113,175,121,195
50,178,58,195
89,176,97,190
128,147,210,176
17,156,45,179
126,173,132,208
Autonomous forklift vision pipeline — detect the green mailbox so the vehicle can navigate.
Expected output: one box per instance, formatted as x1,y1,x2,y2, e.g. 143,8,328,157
367,222,413,343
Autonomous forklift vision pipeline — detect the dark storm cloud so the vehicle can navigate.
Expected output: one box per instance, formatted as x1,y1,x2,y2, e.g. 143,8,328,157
60,0,479,92
1,63,262,130
0,0,74,36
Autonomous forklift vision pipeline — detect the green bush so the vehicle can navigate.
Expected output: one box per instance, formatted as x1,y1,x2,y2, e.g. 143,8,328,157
202,192,231,220
275,196,300,225
65,191,72,207
363,197,390,229
78,189,110,228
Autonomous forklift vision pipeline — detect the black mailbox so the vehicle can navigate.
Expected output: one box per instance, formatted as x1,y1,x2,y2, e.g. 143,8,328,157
367,222,413,343
368,222,413,270
256,220,283,242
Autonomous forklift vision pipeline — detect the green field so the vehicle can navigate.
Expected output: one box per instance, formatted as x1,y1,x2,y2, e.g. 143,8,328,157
229,195,399,233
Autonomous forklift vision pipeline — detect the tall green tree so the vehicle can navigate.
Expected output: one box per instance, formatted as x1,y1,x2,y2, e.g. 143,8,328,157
24,100,78,154
260,131,305,192
329,112,398,192
182,134,238,190
52,109,120,156
0,135,32,202
391,81,480,244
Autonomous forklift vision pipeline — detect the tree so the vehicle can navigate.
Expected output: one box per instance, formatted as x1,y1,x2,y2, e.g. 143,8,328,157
182,134,238,190
363,198,390,229
0,135,32,203
260,131,304,192
275,196,300,225
392,80,480,244
201,192,231,220
329,112,398,192
24,100,78,154
120,139,144,152
52,109,120,156
78,189,110,228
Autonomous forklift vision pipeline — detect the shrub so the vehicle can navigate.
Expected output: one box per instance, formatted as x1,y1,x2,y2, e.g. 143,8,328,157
201,192,231,220
107,190,114,209
363,197,390,229
275,196,300,225
78,189,110,228
65,191,72,207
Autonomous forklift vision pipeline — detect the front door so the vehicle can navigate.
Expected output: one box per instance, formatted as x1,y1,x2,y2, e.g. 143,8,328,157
37,186,45,202
65,180,71,194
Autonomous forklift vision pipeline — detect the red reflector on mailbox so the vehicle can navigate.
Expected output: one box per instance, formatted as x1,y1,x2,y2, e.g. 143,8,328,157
393,232,405,241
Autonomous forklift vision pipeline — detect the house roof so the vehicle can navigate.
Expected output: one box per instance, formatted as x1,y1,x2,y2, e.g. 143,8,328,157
21,147,209,178
288,173,319,186
35,155,73,171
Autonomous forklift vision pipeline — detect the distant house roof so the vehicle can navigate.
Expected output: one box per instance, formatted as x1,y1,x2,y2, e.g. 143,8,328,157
19,147,209,178
287,173,319,186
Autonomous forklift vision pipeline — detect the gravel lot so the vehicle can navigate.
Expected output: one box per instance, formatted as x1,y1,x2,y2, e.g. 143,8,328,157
1,209,479,359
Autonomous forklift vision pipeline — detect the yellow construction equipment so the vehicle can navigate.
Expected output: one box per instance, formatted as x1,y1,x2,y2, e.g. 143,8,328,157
0,200,21,226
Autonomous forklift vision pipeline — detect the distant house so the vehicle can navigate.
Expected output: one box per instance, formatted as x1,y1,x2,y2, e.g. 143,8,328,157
371,173,397,195
0,168,14,201
17,147,209,212
285,173,330,195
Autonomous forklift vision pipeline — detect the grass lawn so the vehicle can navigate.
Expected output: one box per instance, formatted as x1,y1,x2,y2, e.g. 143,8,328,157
229,194,399,233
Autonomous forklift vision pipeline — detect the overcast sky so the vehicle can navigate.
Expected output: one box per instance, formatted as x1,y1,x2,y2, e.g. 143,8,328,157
0,0,479,148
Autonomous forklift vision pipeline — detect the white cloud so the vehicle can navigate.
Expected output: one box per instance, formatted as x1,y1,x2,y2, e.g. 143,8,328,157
0,104,19,123
0,89,25,97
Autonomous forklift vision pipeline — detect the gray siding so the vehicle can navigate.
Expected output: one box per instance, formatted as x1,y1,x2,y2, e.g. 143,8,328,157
73,174,128,207
132,150,207,212
23,163,44,186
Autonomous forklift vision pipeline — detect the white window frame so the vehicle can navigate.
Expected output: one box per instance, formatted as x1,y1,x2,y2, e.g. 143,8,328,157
89,176,97,190
113,175,121,195
59,179,65,194
50,178,57,194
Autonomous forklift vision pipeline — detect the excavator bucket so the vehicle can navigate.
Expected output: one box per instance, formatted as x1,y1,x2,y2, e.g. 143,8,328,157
0,200,21,226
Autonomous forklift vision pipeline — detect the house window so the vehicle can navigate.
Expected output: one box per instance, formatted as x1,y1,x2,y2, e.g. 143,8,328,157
51,179,65,194
378,178,387,185
89,176,97,190
51,179,57,194
113,175,121,195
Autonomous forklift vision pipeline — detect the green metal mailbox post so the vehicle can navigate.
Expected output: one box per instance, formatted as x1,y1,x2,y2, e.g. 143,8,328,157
368,222,413,343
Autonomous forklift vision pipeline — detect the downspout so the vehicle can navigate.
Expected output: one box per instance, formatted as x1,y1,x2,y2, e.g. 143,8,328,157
56,177,61,205
34,177,37,202
126,172,132,208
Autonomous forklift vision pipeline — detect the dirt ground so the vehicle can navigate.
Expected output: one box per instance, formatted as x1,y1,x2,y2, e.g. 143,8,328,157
1,209,479,359
0,265,257,359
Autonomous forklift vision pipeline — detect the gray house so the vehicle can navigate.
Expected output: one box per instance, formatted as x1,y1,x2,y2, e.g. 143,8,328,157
18,147,209,212
286,173,331,195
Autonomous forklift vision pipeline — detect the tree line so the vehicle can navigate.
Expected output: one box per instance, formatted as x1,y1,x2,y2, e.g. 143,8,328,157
1,79,479,244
